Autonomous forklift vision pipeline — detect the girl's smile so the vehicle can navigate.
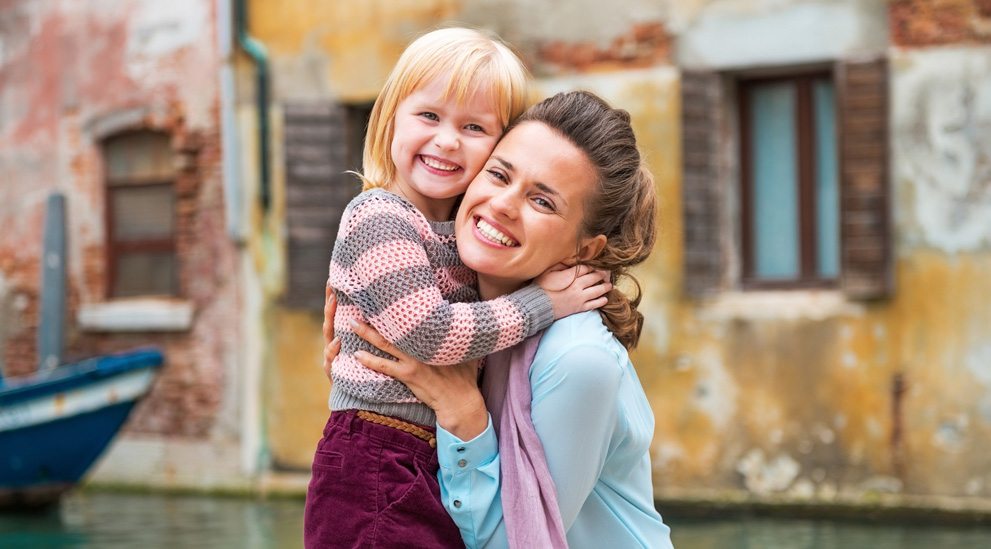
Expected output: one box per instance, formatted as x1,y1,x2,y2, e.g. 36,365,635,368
388,75,502,221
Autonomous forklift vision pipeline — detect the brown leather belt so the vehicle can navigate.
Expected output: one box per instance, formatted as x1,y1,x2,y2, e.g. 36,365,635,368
356,410,437,449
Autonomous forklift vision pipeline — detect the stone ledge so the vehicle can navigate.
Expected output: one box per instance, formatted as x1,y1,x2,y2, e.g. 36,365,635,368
654,488,991,525
77,298,194,332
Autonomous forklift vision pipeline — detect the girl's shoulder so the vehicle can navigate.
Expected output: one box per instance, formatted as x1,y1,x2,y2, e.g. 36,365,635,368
342,188,433,234
347,187,418,216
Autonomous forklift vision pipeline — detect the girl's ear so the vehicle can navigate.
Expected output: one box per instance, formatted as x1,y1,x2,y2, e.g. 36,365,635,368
576,234,607,263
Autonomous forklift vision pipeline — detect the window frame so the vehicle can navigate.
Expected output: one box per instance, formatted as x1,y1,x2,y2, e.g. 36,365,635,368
103,134,179,299
737,70,839,290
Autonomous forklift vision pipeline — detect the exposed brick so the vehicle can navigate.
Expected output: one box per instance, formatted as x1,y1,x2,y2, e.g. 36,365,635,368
535,22,673,73
890,0,991,47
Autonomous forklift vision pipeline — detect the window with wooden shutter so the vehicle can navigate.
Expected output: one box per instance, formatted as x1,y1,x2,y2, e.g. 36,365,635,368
681,71,725,298
283,103,370,310
680,59,892,299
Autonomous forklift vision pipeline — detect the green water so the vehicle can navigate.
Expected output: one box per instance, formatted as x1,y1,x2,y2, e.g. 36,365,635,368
0,491,989,548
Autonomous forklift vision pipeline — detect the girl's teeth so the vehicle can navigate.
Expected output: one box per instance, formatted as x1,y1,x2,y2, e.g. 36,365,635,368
476,218,518,247
421,156,458,171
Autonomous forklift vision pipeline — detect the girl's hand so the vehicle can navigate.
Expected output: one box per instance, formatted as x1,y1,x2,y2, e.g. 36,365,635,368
349,319,489,441
536,264,612,320
322,282,340,382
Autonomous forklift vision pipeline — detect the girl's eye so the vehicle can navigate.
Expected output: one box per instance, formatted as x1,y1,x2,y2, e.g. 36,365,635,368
466,123,485,133
420,112,439,121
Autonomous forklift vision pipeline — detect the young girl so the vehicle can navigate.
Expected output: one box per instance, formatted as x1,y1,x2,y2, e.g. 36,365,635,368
303,28,608,548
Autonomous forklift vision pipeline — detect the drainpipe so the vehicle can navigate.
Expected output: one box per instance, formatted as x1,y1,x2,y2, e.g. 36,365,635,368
234,0,270,212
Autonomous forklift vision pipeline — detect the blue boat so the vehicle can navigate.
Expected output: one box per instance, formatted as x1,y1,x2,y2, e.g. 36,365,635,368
0,349,163,508
0,194,164,508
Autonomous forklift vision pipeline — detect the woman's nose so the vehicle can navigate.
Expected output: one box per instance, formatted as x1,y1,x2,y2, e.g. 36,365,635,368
489,188,519,218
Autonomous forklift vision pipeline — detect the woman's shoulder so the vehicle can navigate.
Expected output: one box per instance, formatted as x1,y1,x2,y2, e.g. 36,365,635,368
532,311,627,385
542,311,624,353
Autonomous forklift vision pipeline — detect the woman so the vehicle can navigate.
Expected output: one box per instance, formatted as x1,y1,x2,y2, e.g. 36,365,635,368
324,91,674,548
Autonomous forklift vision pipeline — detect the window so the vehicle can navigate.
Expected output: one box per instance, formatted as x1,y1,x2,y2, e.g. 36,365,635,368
103,131,177,298
738,73,839,288
680,58,892,299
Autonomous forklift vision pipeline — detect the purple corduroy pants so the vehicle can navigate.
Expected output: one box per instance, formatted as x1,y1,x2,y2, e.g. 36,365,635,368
303,409,465,549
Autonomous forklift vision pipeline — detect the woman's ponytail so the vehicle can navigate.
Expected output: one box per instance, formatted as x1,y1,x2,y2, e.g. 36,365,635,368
512,92,658,349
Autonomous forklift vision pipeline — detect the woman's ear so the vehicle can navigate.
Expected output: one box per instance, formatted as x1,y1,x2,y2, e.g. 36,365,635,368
577,234,607,263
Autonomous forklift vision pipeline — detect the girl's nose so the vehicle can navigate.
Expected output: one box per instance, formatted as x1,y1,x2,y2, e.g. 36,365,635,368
434,126,460,151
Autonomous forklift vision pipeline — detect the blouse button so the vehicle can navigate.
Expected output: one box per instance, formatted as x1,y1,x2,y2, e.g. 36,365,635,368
453,499,462,508
458,459,467,468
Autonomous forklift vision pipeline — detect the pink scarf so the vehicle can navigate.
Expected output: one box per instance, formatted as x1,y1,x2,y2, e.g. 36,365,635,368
481,333,568,548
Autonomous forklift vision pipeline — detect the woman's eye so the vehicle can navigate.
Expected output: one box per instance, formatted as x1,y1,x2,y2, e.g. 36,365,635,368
533,197,555,211
487,169,507,183
420,112,439,121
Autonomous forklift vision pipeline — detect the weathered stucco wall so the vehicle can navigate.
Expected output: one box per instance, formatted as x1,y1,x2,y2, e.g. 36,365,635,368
0,0,244,486
4,0,981,503
244,0,467,469
243,0,991,507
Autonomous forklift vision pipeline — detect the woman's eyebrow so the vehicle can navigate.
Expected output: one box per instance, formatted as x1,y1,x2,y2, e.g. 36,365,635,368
492,155,514,172
535,182,566,206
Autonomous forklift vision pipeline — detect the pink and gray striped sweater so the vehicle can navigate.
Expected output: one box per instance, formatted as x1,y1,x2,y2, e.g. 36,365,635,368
327,189,554,426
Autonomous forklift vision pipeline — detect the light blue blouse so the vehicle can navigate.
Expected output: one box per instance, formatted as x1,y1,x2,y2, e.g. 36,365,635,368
436,311,674,548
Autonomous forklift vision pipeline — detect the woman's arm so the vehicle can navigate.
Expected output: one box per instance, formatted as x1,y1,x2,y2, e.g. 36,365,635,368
350,319,623,547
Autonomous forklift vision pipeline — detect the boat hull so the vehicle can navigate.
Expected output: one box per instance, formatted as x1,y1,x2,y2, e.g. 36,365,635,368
0,349,162,509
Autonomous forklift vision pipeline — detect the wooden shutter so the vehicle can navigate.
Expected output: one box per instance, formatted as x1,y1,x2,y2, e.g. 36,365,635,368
837,58,893,299
681,71,724,297
283,103,359,310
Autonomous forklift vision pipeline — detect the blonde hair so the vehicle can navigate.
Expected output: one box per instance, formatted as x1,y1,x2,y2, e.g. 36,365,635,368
360,27,531,190
512,91,658,350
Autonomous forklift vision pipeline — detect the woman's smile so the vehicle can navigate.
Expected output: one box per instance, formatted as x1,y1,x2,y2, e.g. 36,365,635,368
473,216,520,247
455,121,602,293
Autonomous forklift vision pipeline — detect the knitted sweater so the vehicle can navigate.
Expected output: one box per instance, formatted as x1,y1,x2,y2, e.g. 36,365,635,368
327,188,554,426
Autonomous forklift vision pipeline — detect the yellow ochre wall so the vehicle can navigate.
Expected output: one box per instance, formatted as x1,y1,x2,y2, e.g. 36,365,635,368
243,0,991,503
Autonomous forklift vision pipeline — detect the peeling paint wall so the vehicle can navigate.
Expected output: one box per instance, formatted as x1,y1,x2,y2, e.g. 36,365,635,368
0,0,243,486
242,0,991,506
4,0,985,504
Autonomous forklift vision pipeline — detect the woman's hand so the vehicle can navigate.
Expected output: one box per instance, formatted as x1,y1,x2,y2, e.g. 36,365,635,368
349,319,489,442
322,282,340,382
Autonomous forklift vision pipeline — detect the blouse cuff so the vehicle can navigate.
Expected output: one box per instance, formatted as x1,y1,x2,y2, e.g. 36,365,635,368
437,414,499,475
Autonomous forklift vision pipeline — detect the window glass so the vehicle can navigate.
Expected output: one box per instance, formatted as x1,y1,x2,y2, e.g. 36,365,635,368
105,132,174,182
114,252,176,297
750,82,799,279
814,80,840,278
112,185,175,240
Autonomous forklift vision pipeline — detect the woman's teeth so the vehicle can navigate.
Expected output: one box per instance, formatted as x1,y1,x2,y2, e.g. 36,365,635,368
421,156,459,171
476,218,519,247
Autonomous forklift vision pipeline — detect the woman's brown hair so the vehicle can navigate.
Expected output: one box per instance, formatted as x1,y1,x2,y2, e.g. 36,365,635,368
511,90,658,349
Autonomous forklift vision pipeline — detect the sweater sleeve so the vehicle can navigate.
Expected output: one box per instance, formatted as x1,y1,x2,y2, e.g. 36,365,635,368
330,194,554,365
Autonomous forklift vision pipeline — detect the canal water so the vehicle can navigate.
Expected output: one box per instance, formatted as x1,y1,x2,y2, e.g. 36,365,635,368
1,491,989,548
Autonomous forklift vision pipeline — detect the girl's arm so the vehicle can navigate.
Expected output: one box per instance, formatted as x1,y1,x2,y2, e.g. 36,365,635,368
349,319,622,548
332,194,606,365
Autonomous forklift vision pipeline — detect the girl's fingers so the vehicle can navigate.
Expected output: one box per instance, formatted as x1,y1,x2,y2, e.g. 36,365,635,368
581,296,609,312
